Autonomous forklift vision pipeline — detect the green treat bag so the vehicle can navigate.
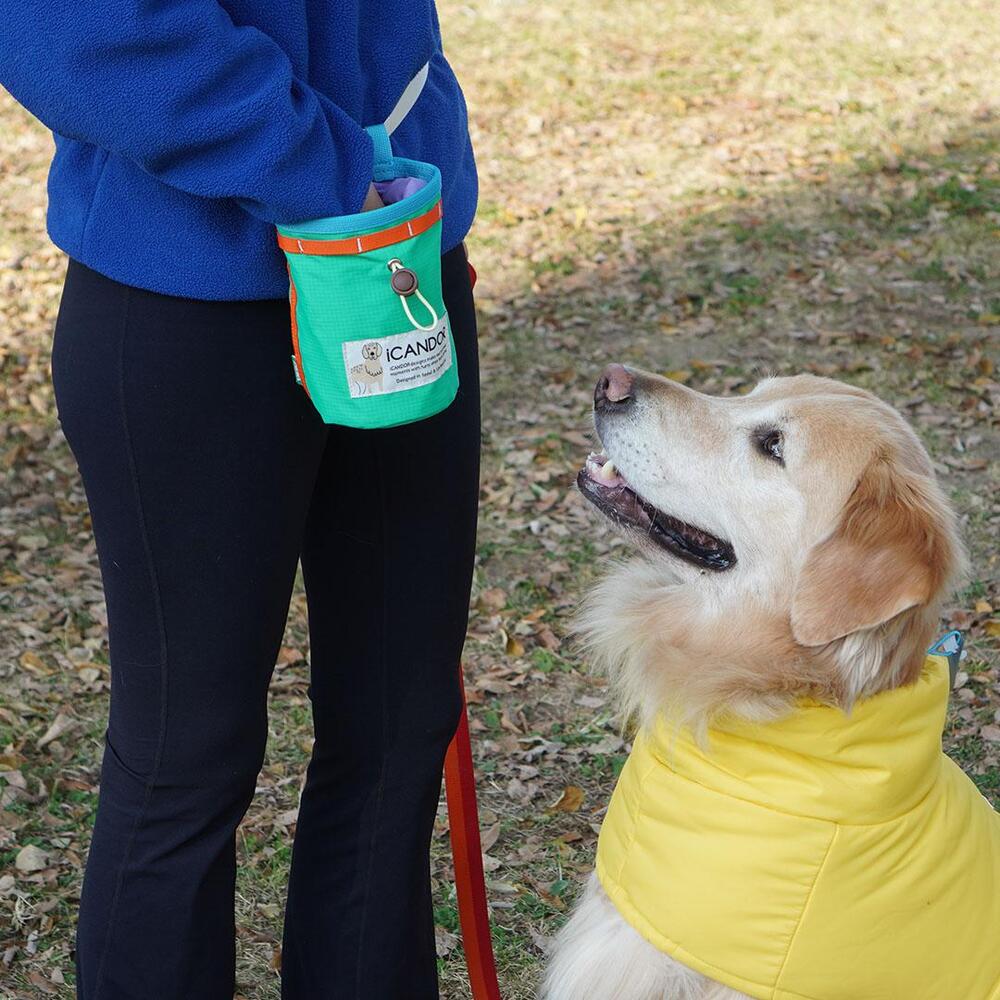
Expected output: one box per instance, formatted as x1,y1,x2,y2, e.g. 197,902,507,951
275,64,459,429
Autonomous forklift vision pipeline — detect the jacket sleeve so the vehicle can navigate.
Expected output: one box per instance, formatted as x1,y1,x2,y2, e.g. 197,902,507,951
0,0,374,224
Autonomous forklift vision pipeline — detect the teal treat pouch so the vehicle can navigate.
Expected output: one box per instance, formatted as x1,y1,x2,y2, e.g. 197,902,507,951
276,64,459,429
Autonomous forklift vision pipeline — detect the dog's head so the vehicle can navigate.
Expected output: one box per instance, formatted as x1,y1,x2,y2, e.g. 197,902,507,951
577,367,964,725
362,342,383,360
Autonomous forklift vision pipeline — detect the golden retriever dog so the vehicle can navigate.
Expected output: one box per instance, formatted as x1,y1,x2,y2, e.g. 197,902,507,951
543,366,1000,1000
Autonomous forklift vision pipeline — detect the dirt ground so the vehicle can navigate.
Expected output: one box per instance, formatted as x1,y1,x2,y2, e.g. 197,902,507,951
1,1,997,996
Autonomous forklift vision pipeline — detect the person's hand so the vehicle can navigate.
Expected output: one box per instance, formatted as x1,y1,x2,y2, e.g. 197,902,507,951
361,182,384,212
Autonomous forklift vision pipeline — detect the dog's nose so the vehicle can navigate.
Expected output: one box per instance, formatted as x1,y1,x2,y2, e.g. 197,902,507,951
595,364,634,411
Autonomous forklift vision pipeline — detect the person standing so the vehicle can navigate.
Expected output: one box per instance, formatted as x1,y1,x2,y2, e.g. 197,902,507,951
0,2,479,997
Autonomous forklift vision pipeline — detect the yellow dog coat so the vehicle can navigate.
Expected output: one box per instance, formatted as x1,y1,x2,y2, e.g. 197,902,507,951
595,653,1000,1000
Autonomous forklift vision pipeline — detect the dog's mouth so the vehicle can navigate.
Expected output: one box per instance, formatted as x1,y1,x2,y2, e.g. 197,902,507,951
577,453,737,571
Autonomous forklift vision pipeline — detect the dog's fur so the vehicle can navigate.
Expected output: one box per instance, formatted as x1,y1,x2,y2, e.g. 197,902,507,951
543,371,965,1000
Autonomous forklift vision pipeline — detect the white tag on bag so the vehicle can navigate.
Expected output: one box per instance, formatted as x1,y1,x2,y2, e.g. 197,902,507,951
341,315,452,398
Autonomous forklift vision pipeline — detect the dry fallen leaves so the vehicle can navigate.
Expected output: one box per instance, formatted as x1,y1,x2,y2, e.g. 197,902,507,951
435,925,459,958
14,844,48,872
36,712,75,749
548,786,586,814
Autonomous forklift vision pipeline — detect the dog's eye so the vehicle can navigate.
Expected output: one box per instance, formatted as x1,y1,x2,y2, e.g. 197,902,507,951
753,427,784,465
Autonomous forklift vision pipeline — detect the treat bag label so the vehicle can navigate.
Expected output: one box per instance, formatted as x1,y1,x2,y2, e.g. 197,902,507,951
341,314,452,398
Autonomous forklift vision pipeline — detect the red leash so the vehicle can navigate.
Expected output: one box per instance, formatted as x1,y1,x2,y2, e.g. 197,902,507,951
444,666,502,999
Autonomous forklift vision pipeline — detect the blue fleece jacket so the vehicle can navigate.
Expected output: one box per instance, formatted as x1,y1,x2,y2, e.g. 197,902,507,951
0,0,477,300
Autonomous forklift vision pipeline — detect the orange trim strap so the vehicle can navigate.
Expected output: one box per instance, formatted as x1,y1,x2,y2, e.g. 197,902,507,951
277,201,443,257
444,666,502,1000
285,265,310,399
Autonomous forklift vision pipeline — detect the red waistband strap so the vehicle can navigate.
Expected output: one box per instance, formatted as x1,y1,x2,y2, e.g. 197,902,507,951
276,201,443,257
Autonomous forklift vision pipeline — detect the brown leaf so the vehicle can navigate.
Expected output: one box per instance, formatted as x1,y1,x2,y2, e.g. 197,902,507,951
19,650,53,675
15,844,49,872
60,777,93,792
480,822,502,853
532,879,567,910
980,725,1000,743
27,972,57,995
500,710,523,735
37,712,76,749
476,676,514,695
549,785,585,813
504,632,525,658
477,587,508,613
947,609,974,630
435,925,458,957
536,625,560,651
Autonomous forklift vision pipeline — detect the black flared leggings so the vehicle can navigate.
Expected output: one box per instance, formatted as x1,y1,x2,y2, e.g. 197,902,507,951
51,244,480,1000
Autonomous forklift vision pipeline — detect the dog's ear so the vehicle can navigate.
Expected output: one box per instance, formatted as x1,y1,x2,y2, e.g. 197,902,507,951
373,343,383,357
791,456,956,647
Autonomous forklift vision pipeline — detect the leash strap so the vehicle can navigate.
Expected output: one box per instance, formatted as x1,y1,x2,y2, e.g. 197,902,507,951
384,62,430,136
444,666,502,1000
366,62,430,182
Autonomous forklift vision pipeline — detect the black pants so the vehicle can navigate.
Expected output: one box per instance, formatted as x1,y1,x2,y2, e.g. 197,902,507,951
51,244,481,1000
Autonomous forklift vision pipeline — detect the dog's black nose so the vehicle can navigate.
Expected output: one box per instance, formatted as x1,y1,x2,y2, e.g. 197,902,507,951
595,364,634,411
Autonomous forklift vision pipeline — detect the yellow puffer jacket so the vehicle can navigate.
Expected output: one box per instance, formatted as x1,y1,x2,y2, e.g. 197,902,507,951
596,653,1000,1000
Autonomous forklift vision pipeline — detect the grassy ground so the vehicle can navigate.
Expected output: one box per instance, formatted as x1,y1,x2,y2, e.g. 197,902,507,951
1,1,998,996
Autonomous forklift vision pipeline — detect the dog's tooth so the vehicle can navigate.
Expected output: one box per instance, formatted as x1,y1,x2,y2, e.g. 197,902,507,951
600,460,618,481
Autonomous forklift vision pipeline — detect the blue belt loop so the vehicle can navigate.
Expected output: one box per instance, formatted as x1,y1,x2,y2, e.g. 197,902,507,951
365,123,394,182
